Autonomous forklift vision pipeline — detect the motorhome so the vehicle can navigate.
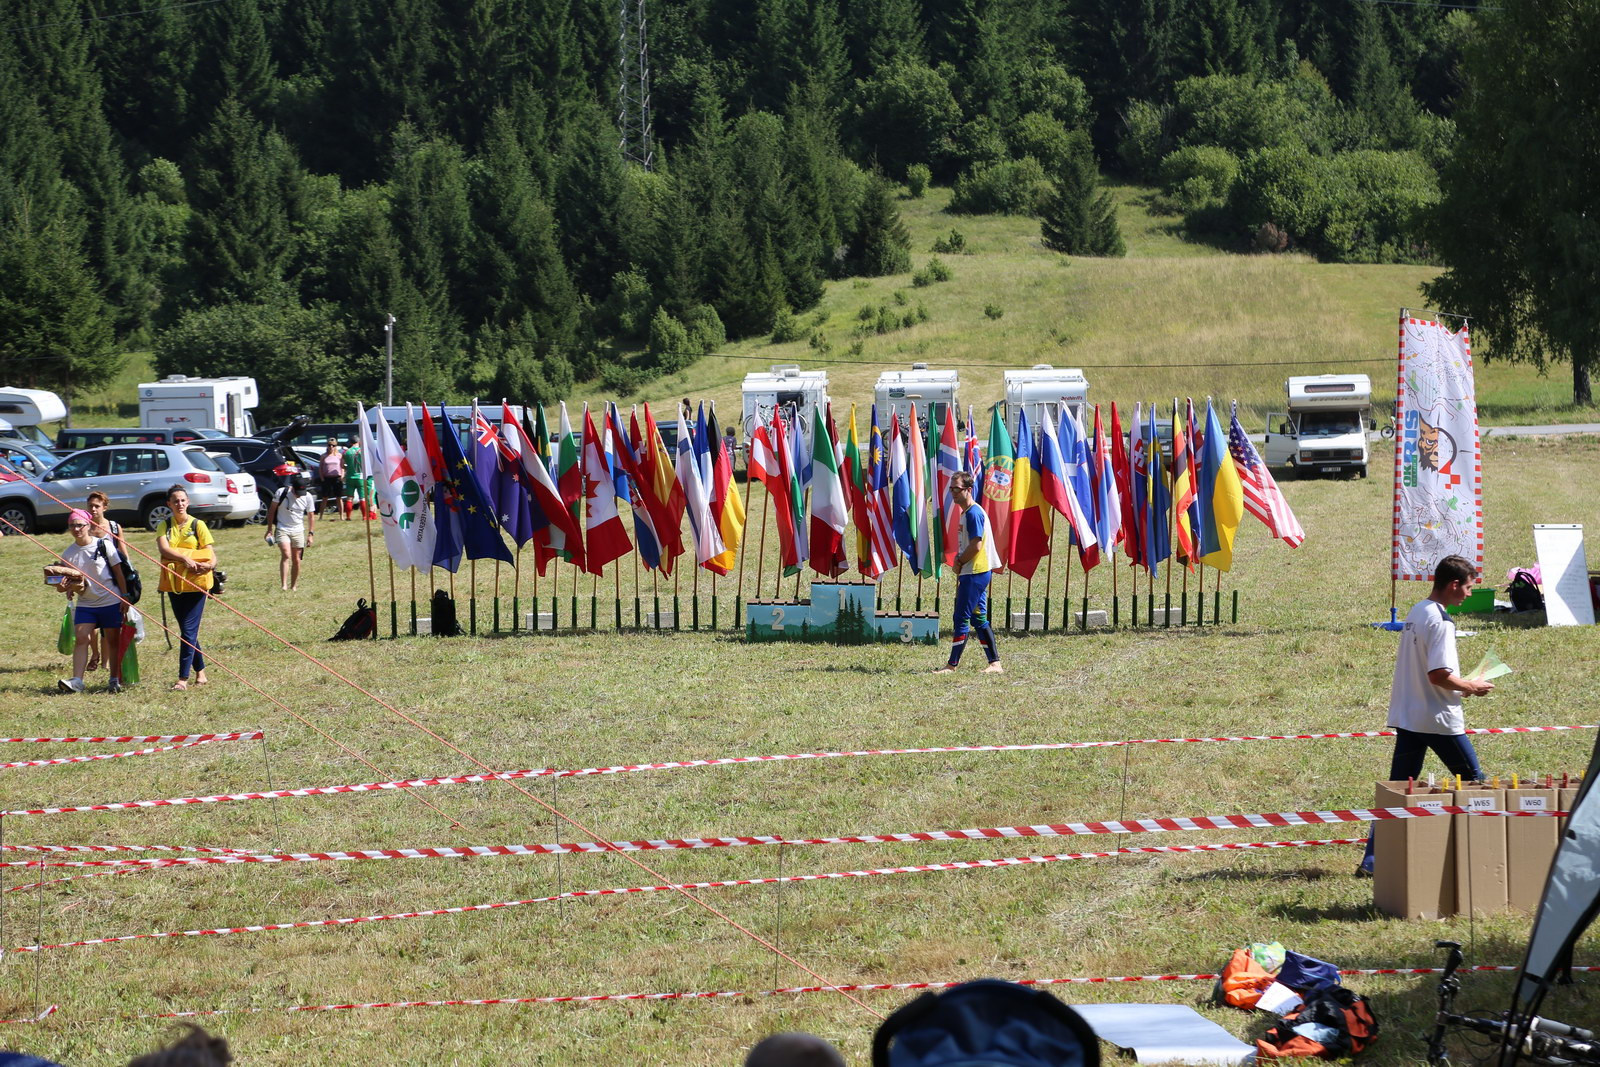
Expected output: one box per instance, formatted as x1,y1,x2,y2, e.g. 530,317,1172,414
741,365,830,438
874,363,959,434
1002,365,1089,433
138,375,259,437
1263,374,1373,478
0,388,67,449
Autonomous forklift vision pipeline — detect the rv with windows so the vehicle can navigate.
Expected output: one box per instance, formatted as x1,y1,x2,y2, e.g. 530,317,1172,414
1002,365,1089,433
874,363,959,435
0,388,68,450
138,375,259,437
741,365,830,438
1263,374,1373,478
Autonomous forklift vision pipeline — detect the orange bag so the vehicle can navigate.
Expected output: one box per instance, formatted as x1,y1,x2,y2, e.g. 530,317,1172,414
1219,948,1275,1009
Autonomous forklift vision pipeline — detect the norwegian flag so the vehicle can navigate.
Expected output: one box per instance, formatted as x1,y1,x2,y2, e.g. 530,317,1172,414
1228,406,1305,547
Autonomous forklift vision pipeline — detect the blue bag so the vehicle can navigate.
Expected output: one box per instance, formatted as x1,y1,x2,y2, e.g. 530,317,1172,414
1277,950,1341,994
872,978,1101,1067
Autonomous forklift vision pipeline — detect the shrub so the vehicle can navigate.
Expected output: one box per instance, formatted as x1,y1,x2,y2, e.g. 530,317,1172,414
875,306,899,334
911,257,953,287
892,289,909,306
645,307,693,372
605,269,654,340
1011,112,1077,175
600,361,655,397
930,229,966,254
1158,146,1240,212
1117,99,1172,180
770,306,805,343
905,163,931,199
984,304,1004,320
683,303,725,354
948,157,1051,216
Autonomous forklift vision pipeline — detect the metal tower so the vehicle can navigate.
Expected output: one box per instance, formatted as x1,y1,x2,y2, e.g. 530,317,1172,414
618,0,653,169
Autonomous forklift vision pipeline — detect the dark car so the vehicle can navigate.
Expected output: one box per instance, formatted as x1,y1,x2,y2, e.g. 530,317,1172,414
56,426,227,452
259,422,359,451
201,416,311,521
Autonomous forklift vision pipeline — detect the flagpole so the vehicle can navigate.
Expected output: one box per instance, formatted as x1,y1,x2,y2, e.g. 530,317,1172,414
1196,561,1205,625
531,556,540,631
469,558,478,636
632,539,641,629
738,484,758,628
895,559,905,613
753,480,769,596
1077,553,1088,633
1181,555,1190,626
363,502,379,641
1213,557,1221,627
692,558,700,631
1041,527,1054,632
410,568,417,636
1005,569,1014,634
1061,530,1070,632
512,545,521,633
493,557,502,634
673,556,681,631
590,568,598,631
1111,546,1119,629
615,560,622,630
652,566,661,630
387,557,398,638
570,555,579,633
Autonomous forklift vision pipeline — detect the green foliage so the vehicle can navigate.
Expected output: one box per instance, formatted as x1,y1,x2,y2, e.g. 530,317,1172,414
848,174,912,276
644,306,693,374
905,163,931,198
930,229,966,254
153,299,348,424
1117,99,1172,179
770,305,805,343
852,61,962,179
604,269,655,341
948,157,1050,216
1423,0,1600,405
1010,112,1077,176
1039,132,1125,257
0,208,120,398
1157,145,1239,212
682,303,726,355
983,303,1003,319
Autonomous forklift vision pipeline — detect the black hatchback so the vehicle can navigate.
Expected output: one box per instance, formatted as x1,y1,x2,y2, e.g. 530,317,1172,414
201,417,311,518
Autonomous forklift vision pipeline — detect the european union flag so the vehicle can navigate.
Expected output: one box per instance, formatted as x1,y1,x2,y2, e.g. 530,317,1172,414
435,405,512,567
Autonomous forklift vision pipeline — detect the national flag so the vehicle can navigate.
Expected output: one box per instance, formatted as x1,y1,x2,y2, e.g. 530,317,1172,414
1055,406,1100,570
1185,398,1205,554
981,405,1014,571
505,404,579,555
694,403,713,495
704,404,744,576
373,412,423,570
1007,408,1052,580
1145,404,1172,575
640,402,686,569
1229,403,1305,547
748,422,778,488
1089,404,1120,555
1127,403,1148,572
785,409,810,566
437,404,512,566
529,403,561,575
579,405,630,574
616,407,663,570
403,405,438,571
808,405,849,576
492,402,533,547
765,409,802,575
555,403,583,564
843,405,880,578
936,404,963,570
675,412,724,566
1172,399,1198,568
470,404,503,517
888,412,914,564
905,405,931,575
866,405,898,574
1198,398,1245,570
417,405,463,572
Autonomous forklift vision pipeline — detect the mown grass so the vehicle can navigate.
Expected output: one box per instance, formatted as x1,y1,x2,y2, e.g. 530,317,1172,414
0,433,1597,1065
596,184,1591,429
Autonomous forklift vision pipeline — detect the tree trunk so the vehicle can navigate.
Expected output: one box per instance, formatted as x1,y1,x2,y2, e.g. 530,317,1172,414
1575,359,1593,407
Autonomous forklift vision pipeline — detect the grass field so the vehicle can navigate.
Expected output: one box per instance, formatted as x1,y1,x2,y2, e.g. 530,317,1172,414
591,184,1593,430
1,425,1597,1064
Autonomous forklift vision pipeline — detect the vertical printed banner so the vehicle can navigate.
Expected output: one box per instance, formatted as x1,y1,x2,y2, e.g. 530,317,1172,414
1392,315,1484,581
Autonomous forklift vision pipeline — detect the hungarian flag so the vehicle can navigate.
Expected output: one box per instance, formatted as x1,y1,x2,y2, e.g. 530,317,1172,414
981,405,1015,572
808,405,848,576
1007,408,1051,580
580,405,630,574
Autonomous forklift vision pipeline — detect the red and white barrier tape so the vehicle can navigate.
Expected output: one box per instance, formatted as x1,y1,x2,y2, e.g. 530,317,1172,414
5,837,1363,953
0,731,262,745
0,733,262,771
0,805,1560,870
12,965,1593,1025
3,867,156,894
1,843,261,855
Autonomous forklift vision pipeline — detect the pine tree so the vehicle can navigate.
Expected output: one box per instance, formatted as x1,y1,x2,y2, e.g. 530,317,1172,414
0,204,119,396
553,101,627,300
1039,131,1125,257
849,174,912,276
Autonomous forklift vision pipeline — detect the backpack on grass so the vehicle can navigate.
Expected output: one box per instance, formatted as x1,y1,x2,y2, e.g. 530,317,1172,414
328,599,376,641
1256,986,1378,1059
430,589,461,637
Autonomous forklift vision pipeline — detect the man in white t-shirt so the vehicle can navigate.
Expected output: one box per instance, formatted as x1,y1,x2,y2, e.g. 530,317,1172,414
1357,554,1494,875
265,474,317,591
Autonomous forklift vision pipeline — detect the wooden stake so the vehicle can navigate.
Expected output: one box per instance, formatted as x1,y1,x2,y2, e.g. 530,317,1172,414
362,500,379,640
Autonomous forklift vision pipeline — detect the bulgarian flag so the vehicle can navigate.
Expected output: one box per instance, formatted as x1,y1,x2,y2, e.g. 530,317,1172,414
809,404,848,576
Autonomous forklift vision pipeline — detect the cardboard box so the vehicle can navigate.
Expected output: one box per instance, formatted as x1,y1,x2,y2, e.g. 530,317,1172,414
1505,788,1560,911
1453,787,1508,916
1373,781,1455,919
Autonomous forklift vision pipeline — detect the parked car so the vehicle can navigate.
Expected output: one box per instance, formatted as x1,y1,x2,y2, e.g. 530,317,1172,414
0,442,63,478
0,444,238,534
55,426,227,452
205,452,260,523
201,416,310,520
259,422,359,451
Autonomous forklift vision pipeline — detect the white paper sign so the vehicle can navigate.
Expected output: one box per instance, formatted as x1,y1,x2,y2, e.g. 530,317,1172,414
1532,524,1594,626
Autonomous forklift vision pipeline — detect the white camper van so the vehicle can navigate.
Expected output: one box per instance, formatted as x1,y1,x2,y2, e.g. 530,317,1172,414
0,388,68,449
138,375,259,437
741,365,830,437
874,363,959,434
1263,374,1373,478
1003,365,1089,432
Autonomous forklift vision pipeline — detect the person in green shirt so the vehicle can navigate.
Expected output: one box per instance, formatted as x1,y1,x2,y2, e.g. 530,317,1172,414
341,440,373,520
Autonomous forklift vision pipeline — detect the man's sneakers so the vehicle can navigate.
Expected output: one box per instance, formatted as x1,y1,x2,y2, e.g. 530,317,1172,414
57,677,85,694
107,678,123,694
1354,855,1374,878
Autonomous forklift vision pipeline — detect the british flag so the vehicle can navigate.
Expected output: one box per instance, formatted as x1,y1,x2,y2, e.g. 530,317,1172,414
1227,408,1305,547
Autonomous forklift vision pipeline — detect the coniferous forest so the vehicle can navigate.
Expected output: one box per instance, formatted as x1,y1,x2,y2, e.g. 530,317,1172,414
0,0,1479,421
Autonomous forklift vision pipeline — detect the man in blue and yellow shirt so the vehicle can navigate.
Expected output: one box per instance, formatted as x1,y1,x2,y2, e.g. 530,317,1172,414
935,473,1002,673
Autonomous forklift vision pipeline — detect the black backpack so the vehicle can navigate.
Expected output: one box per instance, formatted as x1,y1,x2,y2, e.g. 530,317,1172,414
430,589,461,637
873,979,1101,1067
1506,568,1543,612
328,599,376,641
94,536,142,605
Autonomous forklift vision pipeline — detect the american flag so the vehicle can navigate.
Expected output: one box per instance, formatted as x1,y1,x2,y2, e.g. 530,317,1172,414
1228,409,1304,547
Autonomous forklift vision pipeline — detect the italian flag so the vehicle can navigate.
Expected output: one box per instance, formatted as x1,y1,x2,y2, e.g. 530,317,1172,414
808,405,848,576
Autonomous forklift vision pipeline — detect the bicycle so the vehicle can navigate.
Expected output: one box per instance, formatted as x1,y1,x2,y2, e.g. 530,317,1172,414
1426,941,1599,1067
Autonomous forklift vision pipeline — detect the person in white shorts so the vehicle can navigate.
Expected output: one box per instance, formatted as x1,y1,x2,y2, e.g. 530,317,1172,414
265,474,317,591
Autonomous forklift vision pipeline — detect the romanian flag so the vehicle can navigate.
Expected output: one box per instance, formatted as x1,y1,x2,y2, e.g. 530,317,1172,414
1197,398,1244,571
1007,408,1052,580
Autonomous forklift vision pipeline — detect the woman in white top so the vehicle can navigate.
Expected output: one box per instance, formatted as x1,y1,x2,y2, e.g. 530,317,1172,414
58,508,130,693
265,473,317,590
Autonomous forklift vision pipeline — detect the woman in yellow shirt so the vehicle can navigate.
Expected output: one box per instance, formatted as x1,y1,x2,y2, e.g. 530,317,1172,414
156,487,217,690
